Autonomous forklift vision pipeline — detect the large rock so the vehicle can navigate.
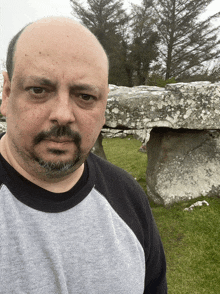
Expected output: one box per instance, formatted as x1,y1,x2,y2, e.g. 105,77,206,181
0,122,6,133
105,82,220,132
91,133,107,160
146,128,220,206
104,82,220,205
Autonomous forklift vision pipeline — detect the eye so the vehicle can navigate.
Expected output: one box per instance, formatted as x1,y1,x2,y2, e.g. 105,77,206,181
26,87,49,100
80,94,96,101
30,87,45,94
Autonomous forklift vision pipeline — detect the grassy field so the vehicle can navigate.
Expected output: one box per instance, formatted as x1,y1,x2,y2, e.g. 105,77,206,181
103,136,220,294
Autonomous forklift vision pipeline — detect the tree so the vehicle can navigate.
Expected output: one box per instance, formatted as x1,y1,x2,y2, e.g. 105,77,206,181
70,0,131,85
177,58,220,83
153,0,220,80
129,0,160,85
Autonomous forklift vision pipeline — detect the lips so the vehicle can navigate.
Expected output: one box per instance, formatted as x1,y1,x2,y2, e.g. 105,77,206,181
45,137,73,143
33,126,82,148
44,139,74,151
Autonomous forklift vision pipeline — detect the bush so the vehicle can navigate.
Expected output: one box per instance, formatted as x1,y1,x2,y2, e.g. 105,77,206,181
147,74,176,87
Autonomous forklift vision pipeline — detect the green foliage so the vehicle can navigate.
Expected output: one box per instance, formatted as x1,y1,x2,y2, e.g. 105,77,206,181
129,0,160,85
153,0,220,79
147,74,176,87
70,0,220,85
70,0,160,86
178,63,220,83
103,136,220,293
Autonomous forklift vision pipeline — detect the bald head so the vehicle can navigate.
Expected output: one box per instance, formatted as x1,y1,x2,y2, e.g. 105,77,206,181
7,17,108,82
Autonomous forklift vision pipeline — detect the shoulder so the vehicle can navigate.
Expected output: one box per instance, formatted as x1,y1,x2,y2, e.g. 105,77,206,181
88,152,141,187
87,153,153,244
87,152,145,200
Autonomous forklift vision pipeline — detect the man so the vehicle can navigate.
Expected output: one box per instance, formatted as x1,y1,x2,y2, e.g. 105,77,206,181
0,17,167,293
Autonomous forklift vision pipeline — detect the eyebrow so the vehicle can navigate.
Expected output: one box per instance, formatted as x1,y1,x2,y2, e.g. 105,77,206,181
25,76,100,93
69,84,100,94
27,76,57,87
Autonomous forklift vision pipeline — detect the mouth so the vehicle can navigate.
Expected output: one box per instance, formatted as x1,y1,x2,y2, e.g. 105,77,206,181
33,126,82,148
45,137,73,143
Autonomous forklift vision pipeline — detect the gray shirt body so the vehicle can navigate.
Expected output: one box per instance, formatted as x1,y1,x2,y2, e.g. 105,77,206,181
0,151,167,293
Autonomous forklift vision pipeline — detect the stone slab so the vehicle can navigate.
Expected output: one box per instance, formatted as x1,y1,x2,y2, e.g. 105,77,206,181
146,128,220,206
105,82,220,132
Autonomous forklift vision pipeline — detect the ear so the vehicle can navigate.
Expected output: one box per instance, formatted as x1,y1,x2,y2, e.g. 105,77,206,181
0,72,11,116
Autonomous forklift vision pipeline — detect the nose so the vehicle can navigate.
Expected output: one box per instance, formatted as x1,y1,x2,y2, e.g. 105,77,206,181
49,92,76,125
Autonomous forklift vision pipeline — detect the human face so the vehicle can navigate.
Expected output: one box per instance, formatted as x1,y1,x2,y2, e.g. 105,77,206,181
1,22,109,179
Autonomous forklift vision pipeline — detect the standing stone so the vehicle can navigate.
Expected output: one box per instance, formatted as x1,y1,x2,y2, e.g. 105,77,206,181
91,133,107,160
0,122,6,133
146,127,220,206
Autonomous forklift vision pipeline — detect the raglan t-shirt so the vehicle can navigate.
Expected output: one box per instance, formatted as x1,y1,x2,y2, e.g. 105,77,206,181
0,141,167,293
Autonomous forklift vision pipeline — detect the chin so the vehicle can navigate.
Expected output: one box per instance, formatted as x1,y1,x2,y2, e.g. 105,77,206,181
29,148,81,176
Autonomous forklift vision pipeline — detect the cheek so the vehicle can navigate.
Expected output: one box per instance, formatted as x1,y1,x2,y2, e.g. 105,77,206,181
79,112,105,146
12,95,47,121
7,102,47,139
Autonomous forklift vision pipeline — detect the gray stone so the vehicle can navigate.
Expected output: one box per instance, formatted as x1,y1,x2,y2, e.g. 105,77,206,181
146,128,220,206
184,200,209,211
0,122,7,133
102,128,127,139
91,133,107,160
105,82,220,134
103,82,220,205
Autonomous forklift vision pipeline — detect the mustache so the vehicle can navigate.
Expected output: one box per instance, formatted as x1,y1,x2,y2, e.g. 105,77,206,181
33,125,81,148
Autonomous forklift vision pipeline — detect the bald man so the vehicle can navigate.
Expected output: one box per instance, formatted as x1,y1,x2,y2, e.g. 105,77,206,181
0,17,167,293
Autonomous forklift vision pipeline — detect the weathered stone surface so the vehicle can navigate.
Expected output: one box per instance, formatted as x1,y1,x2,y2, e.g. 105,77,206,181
103,82,220,206
184,200,209,211
105,82,220,133
91,133,107,160
0,122,6,133
146,128,220,206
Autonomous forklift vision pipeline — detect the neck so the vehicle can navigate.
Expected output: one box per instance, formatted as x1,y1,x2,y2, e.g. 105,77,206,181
0,134,85,193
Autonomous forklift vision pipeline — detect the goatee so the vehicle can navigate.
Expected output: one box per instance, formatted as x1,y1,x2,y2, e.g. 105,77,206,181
31,125,83,178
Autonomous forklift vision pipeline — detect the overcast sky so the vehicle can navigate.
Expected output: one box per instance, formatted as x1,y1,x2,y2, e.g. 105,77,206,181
1,0,220,63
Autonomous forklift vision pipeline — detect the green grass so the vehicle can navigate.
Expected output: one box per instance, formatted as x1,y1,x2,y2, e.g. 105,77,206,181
103,136,148,189
103,136,220,294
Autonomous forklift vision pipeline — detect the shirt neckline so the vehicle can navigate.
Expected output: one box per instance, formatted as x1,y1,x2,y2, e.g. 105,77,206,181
0,134,94,213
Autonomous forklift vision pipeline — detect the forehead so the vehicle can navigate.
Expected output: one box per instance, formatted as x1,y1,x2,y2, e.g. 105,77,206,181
12,20,108,90
14,19,108,77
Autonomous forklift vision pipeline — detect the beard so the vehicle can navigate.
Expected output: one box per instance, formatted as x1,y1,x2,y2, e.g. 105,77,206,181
30,125,84,178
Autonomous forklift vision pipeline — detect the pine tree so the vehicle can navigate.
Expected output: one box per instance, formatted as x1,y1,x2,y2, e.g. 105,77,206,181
129,0,160,85
153,0,220,79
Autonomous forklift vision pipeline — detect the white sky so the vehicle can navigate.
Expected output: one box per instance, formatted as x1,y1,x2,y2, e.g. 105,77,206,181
0,0,220,63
